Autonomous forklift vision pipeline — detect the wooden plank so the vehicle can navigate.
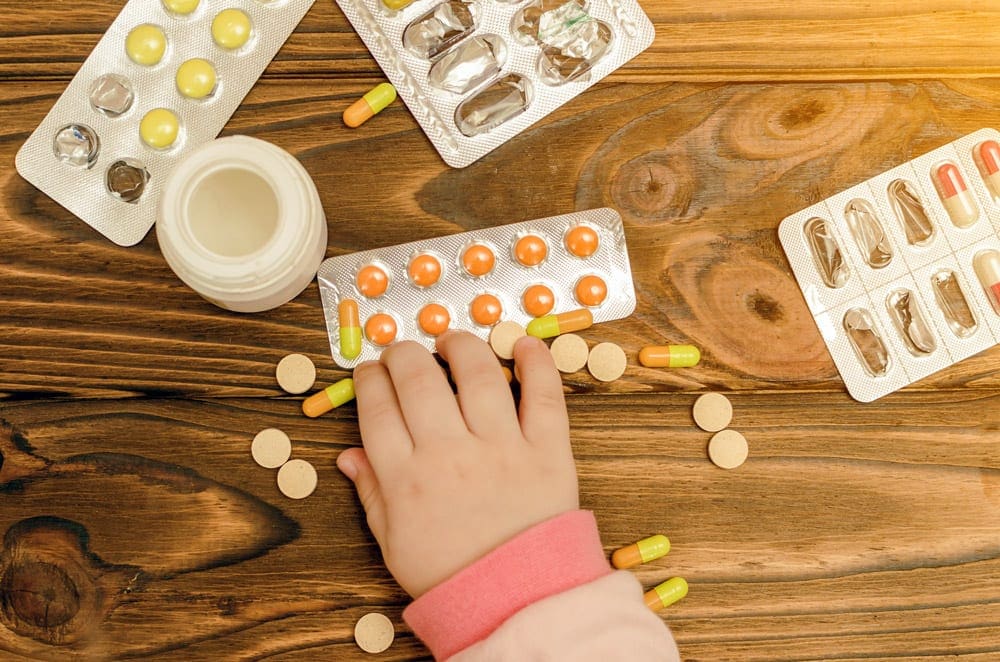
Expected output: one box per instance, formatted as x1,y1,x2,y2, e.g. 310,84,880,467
2,2,1000,81
0,391,998,658
4,79,1000,398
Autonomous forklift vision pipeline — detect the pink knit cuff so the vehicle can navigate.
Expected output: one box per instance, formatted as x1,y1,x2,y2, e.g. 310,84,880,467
402,510,611,660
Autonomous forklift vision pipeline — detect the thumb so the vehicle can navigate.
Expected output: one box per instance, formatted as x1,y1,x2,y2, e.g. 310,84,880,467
336,447,387,539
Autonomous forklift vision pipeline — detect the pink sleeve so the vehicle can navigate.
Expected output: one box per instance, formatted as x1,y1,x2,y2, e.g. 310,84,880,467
403,510,679,661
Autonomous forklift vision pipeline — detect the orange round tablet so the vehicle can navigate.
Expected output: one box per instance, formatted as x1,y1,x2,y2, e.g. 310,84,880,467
356,264,389,298
365,313,397,346
462,243,495,277
514,234,548,267
470,293,503,326
575,275,607,307
565,225,600,257
418,303,450,336
408,253,442,287
522,284,555,317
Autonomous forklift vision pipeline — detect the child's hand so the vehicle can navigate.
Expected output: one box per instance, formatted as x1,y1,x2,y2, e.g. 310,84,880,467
336,331,579,598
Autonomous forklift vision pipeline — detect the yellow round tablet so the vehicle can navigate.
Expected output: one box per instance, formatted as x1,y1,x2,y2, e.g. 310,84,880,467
161,0,200,15
139,108,180,149
126,24,167,66
212,9,253,50
176,58,217,99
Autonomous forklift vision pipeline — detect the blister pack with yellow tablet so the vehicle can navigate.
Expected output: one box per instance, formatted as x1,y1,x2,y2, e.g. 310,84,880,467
317,208,636,368
15,0,315,247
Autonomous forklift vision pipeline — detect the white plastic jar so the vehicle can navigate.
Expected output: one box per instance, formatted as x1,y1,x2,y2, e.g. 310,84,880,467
157,136,327,313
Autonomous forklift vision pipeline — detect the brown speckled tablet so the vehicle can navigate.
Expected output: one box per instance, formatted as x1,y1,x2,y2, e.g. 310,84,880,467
251,428,291,469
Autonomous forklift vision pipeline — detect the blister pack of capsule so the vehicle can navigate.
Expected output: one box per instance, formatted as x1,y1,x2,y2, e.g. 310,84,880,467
779,128,1000,403
15,0,315,247
317,207,635,367
335,0,653,167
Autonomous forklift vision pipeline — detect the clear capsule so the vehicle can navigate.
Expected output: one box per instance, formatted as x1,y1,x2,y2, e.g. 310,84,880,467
844,199,892,269
804,217,850,288
930,269,978,338
886,289,935,356
887,179,934,246
843,308,890,377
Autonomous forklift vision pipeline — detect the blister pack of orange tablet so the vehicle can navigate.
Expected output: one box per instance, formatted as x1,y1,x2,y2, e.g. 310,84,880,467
317,208,635,368
779,128,1000,403
15,0,315,246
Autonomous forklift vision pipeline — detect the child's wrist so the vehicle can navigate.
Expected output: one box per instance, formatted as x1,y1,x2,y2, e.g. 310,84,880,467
403,509,611,660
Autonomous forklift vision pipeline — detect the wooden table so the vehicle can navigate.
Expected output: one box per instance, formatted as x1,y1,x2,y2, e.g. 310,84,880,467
3,1,1000,659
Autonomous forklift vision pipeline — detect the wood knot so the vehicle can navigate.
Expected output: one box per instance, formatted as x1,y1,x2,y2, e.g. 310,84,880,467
611,153,694,223
1,560,80,628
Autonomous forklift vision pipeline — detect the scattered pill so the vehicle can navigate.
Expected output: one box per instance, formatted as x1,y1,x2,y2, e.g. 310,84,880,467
277,458,317,499
574,274,608,307
126,24,167,66
500,366,514,383
354,612,395,654
973,249,1000,315
489,321,526,360
275,353,316,395
644,577,688,612
462,243,496,277
162,0,199,14
302,378,356,417
418,303,451,336
470,293,503,326
514,234,548,267
549,333,589,373
527,308,593,339
977,140,1000,198
565,224,599,257
932,162,979,229
708,429,749,469
692,392,732,432
365,313,398,346
356,264,389,298
587,342,626,382
408,253,442,288
176,58,217,99
344,83,397,128
251,428,292,469
339,299,363,359
639,345,701,368
139,108,180,149
212,9,253,50
522,284,555,317
612,534,670,569
381,0,414,9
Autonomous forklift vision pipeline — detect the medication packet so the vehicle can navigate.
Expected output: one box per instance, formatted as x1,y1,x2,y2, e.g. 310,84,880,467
15,0,316,246
779,128,1000,402
333,0,654,167
317,207,635,367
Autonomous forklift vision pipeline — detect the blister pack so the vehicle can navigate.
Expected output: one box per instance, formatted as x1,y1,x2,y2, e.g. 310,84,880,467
317,207,635,368
779,128,1000,402
15,0,315,247
334,0,654,167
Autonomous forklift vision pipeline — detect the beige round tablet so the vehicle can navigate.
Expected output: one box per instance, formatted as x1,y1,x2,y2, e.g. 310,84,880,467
251,428,292,469
550,334,589,373
275,353,316,395
693,392,732,432
276,459,317,499
355,612,394,654
587,342,627,382
708,429,748,469
490,321,526,360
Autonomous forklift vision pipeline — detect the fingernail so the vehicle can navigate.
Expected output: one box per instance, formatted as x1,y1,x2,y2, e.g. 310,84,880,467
336,452,358,480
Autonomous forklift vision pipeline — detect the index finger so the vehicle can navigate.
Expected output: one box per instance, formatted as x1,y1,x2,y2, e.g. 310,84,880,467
512,335,569,447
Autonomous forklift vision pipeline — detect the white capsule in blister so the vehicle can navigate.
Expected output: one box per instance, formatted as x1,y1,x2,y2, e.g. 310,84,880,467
973,249,1000,316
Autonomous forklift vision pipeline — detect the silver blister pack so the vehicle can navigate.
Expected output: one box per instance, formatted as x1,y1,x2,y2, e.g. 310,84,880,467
15,0,316,247
318,207,636,368
334,0,654,167
779,128,1000,402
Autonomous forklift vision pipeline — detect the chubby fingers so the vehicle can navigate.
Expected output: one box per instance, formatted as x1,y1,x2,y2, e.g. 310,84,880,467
513,335,570,447
354,360,414,473
436,331,520,441
336,447,387,539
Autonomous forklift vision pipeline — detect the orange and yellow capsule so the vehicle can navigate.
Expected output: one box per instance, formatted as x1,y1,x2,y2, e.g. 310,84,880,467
339,299,362,359
638,345,701,368
644,577,688,612
344,83,397,128
526,308,593,339
611,534,670,569
302,378,355,417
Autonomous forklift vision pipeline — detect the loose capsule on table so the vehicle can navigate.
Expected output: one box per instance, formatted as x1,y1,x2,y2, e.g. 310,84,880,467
302,378,356,418
611,534,670,569
644,577,688,612
638,345,701,368
931,162,979,228
526,308,593,339
344,83,397,128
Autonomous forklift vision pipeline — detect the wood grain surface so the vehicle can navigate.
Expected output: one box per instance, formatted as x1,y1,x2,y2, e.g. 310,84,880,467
3,0,1000,659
